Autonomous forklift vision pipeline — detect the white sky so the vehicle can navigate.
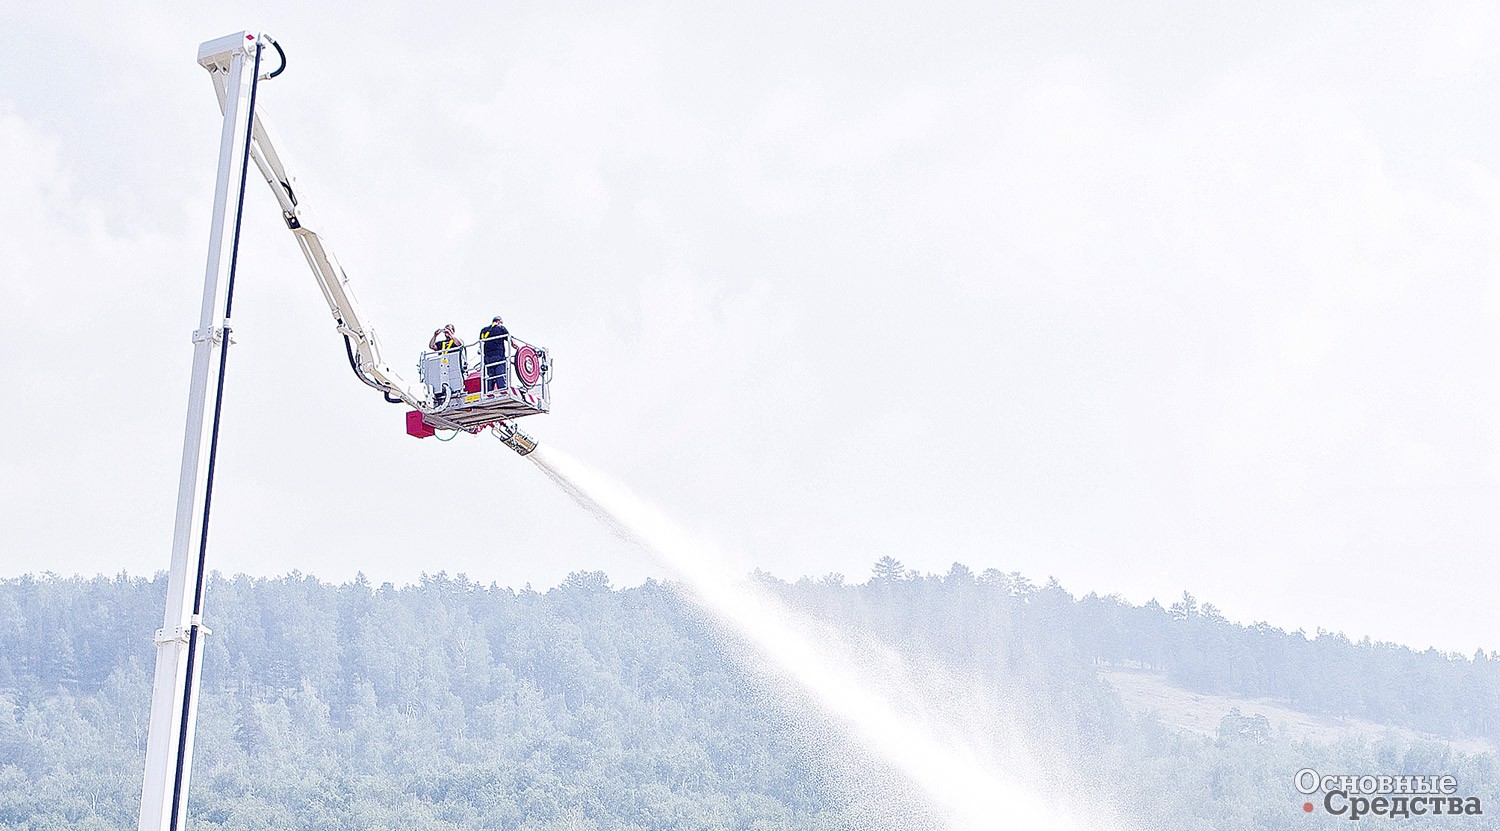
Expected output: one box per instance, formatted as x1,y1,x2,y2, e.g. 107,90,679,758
2,1,1498,654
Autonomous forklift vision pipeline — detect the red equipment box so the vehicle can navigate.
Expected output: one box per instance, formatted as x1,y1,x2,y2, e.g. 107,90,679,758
405,410,435,439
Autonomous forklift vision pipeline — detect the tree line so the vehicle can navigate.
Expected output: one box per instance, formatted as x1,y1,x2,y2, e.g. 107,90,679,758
0,563,1494,830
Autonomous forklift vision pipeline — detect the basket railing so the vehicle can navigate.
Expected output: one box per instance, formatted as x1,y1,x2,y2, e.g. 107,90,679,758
418,335,549,410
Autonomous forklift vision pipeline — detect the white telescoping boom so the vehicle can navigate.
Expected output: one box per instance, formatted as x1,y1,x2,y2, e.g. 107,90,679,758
140,31,544,831
212,41,427,409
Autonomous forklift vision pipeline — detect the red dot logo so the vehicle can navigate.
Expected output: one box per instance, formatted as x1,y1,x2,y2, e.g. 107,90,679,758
1303,802,1315,813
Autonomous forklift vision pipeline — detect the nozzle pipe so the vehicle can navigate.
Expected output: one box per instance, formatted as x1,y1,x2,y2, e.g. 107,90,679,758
493,423,539,456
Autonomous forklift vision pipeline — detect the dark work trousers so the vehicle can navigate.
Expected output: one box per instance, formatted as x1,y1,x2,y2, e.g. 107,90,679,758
483,348,508,392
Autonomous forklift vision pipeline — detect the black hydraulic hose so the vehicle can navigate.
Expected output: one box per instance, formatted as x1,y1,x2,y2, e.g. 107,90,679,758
263,35,287,79
168,39,263,831
342,333,407,404
342,332,364,378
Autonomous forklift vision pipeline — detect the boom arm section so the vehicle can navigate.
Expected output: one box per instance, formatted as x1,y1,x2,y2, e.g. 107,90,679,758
199,41,428,409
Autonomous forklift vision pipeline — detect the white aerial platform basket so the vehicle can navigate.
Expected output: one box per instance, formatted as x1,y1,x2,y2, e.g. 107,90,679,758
407,336,551,436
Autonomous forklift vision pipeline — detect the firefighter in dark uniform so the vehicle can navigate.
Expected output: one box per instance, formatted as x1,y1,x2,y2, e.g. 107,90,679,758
479,315,510,393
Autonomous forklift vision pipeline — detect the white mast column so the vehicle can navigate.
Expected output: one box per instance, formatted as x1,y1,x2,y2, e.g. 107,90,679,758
138,31,261,831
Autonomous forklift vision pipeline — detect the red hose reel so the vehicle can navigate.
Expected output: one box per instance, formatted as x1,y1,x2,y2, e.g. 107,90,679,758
514,344,542,387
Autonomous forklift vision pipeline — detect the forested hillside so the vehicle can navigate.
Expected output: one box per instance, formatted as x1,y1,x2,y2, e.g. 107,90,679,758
1,563,1495,830
782,559,1500,743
